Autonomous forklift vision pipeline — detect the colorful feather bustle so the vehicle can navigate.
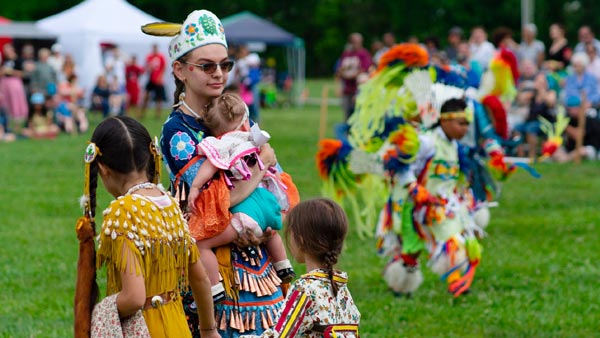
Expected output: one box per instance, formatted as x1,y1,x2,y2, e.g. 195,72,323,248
483,139,517,181
487,50,518,104
539,109,570,160
349,43,430,148
376,43,430,73
316,139,387,238
382,125,420,176
481,95,509,140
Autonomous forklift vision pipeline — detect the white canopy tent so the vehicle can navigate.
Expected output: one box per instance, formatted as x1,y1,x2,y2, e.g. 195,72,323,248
36,0,173,107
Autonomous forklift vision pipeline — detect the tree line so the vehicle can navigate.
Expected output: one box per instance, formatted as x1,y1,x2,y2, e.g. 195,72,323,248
4,0,600,77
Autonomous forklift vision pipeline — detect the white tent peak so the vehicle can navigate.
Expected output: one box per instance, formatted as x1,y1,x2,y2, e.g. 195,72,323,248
38,0,163,40
36,0,173,106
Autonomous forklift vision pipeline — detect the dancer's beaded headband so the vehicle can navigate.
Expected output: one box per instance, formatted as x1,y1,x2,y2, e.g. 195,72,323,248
141,10,227,62
439,109,473,123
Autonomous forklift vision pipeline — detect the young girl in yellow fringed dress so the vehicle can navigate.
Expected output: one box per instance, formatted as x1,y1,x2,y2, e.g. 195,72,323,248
76,116,220,338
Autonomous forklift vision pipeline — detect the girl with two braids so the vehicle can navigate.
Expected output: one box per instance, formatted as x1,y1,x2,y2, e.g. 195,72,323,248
75,116,220,338
242,198,361,338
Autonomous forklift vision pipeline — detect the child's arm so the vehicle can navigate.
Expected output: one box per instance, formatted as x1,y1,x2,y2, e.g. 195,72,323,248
188,259,220,338
188,159,219,214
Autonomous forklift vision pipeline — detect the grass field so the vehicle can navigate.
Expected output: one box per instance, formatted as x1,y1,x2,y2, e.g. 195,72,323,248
1,84,599,337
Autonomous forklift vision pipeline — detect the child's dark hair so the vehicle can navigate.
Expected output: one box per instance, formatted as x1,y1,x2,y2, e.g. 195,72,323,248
203,93,247,135
87,116,157,219
441,97,467,114
284,198,348,296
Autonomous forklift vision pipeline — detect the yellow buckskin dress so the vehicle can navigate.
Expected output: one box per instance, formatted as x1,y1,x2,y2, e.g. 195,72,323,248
97,192,199,338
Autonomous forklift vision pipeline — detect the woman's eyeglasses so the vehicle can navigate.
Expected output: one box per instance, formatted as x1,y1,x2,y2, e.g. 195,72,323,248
183,60,235,74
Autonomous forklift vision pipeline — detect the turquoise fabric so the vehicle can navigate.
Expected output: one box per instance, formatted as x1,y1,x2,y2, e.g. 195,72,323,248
230,187,282,230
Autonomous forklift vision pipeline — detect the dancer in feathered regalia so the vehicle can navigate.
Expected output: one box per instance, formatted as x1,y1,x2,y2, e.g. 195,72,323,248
317,43,537,298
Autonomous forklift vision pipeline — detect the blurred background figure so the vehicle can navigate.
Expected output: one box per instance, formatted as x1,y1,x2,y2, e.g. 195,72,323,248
335,32,372,121
517,23,545,68
56,74,88,134
445,26,464,63
140,43,166,120
0,43,28,134
48,43,65,83
469,26,495,71
373,32,396,66
31,48,57,97
21,92,59,139
125,55,144,114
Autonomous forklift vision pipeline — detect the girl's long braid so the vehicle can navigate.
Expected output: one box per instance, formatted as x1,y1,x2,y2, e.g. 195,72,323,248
285,198,348,298
323,252,340,297
88,159,100,309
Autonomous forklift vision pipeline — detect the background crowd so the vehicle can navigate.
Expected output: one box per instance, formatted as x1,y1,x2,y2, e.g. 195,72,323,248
0,39,287,142
335,23,600,163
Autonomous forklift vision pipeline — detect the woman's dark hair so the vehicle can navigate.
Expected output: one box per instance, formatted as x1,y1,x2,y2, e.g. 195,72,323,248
441,97,467,113
87,116,156,218
173,53,190,105
492,26,513,48
284,198,348,296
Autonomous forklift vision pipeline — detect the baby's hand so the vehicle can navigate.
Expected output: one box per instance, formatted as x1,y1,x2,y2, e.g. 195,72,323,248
187,186,201,215
234,227,275,247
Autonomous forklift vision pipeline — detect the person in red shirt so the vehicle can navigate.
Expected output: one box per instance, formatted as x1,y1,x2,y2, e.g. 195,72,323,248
140,44,167,119
125,55,145,113
335,32,373,121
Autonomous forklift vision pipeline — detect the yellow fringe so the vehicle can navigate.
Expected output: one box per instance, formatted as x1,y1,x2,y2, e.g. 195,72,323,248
216,246,238,301
96,195,199,296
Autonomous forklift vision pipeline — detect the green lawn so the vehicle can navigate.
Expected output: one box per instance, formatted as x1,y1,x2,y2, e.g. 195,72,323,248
1,87,599,337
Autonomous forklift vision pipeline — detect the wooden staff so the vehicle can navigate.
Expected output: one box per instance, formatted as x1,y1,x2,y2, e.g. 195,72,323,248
574,92,587,164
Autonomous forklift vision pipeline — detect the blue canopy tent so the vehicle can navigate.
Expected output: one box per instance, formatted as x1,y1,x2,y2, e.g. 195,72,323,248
222,11,305,105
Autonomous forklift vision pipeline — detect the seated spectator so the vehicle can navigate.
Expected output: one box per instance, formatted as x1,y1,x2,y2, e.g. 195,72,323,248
564,52,600,108
56,74,88,134
554,96,600,162
91,74,126,118
21,92,59,139
456,41,483,88
508,59,539,133
0,105,16,142
91,74,111,117
513,73,557,159
584,42,600,84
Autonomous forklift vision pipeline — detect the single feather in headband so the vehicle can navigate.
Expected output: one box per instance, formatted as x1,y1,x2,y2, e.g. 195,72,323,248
141,22,182,36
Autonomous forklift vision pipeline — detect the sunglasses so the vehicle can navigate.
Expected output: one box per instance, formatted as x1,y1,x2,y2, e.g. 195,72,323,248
183,60,235,74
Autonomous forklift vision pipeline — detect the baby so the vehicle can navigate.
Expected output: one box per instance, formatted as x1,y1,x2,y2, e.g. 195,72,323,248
188,93,295,302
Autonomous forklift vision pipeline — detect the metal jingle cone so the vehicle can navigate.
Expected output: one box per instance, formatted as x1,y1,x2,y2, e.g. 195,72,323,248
244,311,250,330
230,309,237,329
243,270,250,291
219,310,227,330
261,311,269,329
266,308,274,327
250,312,256,330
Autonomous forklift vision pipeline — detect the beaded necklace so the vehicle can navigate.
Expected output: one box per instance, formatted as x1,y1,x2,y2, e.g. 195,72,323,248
124,182,156,196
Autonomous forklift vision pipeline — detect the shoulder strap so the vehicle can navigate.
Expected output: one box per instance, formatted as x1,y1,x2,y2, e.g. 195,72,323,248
173,155,203,192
